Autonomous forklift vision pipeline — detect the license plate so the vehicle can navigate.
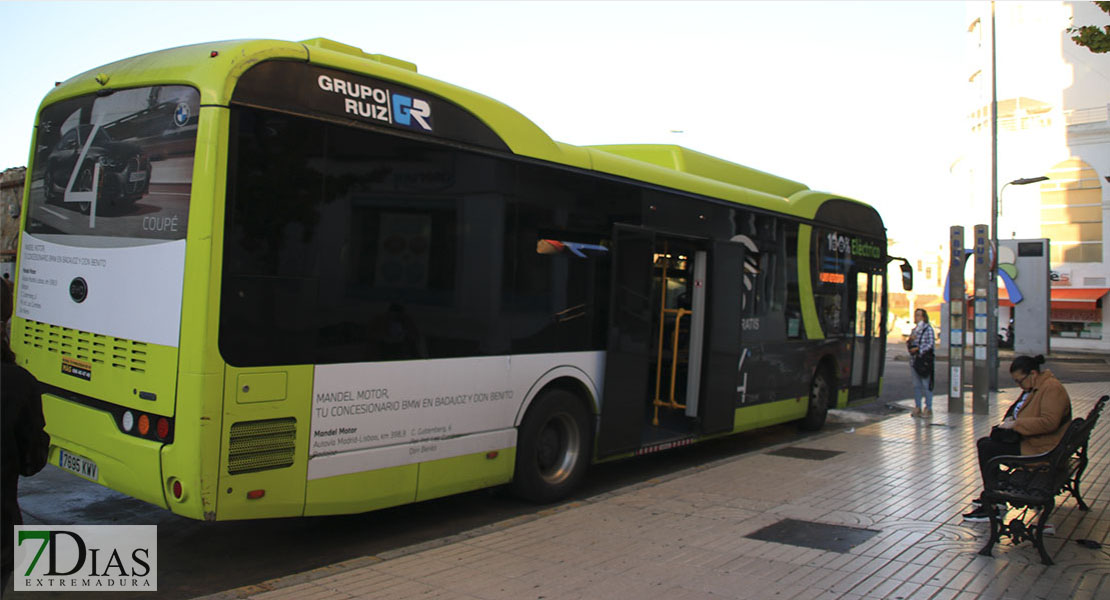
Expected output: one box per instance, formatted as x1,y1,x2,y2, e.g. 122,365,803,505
59,449,99,481
128,171,148,182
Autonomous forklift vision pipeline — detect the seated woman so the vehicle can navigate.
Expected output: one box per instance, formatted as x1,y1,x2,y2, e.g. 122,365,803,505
962,354,1072,522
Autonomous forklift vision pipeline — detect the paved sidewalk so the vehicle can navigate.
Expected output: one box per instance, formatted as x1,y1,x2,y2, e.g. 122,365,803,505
198,382,1110,600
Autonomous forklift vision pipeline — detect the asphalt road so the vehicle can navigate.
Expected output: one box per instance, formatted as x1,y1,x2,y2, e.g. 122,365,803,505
9,342,1107,599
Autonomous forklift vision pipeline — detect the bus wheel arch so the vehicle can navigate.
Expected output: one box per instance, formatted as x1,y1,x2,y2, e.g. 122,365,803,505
800,357,836,431
510,380,595,503
515,369,600,427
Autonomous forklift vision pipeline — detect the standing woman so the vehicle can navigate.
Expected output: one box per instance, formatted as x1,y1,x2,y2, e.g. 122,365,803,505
1,278,50,591
907,308,936,417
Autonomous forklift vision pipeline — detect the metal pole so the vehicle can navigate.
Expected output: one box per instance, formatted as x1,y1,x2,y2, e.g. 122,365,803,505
948,226,966,413
988,0,1000,392
974,224,990,414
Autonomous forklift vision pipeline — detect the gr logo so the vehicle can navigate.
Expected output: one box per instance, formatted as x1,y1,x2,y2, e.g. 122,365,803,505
392,93,433,131
15,525,157,591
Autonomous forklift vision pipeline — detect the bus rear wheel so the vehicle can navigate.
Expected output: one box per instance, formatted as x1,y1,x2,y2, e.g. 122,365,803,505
511,389,592,503
799,369,831,431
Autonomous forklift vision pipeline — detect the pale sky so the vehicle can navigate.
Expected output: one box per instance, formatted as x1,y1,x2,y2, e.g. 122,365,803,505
0,1,968,244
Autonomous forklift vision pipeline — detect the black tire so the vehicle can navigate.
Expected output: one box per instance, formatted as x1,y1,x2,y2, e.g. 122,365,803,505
799,368,831,431
511,388,592,503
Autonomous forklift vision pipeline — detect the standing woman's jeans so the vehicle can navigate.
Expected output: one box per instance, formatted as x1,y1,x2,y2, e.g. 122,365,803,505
911,369,933,411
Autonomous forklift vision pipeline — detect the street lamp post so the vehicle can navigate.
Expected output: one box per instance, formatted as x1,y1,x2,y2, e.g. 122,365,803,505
999,177,1050,217
989,0,999,394
991,174,1049,391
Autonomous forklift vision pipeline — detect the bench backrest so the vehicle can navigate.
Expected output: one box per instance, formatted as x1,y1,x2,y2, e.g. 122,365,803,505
1049,418,1090,473
1083,395,1108,431
1063,418,1091,456
1068,395,1109,459
1043,396,1106,486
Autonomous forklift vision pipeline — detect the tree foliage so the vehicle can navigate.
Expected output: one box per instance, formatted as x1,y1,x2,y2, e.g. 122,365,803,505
1068,2,1110,53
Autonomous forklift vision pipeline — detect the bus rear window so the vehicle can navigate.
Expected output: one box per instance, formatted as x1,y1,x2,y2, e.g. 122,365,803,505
25,85,198,241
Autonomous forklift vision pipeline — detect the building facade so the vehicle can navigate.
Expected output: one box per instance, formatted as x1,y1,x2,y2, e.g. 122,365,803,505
958,1,1110,352
0,167,25,280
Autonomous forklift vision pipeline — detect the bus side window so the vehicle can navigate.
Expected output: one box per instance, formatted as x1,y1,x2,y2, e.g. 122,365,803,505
503,174,617,354
732,212,788,340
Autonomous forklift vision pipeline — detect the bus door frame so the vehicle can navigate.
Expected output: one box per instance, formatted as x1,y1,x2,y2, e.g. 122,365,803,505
698,239,746,434
597,227,744,457
849,266,885,400
867,270,886,394
598,225,656,456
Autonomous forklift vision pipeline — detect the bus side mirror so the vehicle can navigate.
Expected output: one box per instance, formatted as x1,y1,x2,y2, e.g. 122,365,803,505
900,261,913,291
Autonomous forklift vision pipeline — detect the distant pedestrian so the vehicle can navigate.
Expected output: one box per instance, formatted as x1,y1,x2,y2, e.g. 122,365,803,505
1,278,51,592
962,355,1072,521
907,308,935,418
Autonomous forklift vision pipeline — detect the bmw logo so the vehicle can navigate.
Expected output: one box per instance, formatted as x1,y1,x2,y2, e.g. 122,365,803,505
173,102,191,128
69,277,88,303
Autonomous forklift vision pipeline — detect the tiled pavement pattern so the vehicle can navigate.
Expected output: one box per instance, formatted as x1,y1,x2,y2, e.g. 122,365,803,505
199,382,1110,600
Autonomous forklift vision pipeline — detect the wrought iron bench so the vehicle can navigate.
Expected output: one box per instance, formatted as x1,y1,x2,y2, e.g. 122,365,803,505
978,395,1108,565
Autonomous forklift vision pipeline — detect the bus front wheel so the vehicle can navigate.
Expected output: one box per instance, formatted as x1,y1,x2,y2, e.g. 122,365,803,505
511,389,592,503
800,369,831,431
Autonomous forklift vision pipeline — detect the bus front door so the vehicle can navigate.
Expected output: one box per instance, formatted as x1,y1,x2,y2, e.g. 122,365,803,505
849,269,884,400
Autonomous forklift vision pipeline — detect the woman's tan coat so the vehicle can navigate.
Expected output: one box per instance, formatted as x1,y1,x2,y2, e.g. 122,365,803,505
1011,369,1073,455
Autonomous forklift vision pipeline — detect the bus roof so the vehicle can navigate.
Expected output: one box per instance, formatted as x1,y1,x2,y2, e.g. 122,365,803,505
588,145,808,199
40,37,880,228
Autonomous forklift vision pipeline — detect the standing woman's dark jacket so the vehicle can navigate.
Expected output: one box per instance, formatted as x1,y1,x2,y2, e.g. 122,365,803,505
2,277,51,591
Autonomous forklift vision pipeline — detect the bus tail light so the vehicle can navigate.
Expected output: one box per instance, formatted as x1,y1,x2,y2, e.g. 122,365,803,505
247,489,265,500
116,409,174,443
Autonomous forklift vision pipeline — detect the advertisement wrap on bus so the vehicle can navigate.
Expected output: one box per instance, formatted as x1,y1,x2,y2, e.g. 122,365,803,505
20,85,197,347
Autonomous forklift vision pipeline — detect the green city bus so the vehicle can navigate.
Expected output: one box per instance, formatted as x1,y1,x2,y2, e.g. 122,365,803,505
12,38,907,521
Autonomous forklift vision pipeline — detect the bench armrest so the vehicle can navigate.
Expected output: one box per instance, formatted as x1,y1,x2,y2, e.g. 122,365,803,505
983,452,1052,490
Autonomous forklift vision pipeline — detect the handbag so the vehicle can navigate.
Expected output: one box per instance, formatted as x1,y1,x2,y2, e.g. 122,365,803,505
912,350,934,378
989,425,1022,445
